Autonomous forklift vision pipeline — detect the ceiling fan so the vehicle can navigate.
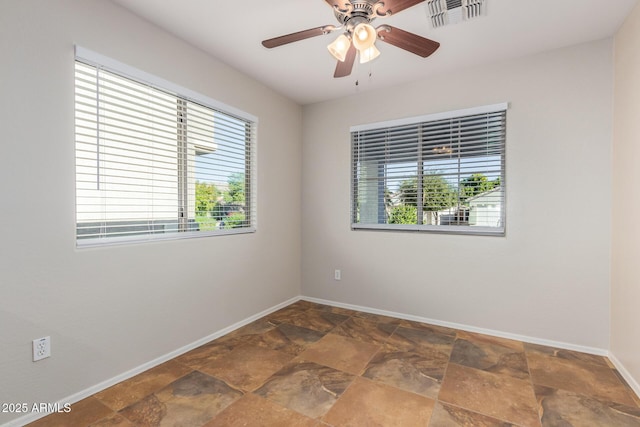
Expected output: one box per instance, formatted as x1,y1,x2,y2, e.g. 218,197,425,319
262,0,440,78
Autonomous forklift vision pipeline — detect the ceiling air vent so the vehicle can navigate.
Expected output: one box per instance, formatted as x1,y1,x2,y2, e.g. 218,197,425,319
427,0,485,28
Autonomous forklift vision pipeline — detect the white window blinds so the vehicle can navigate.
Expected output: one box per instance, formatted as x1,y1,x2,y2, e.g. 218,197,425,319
75,56,256,246
351,104,506,235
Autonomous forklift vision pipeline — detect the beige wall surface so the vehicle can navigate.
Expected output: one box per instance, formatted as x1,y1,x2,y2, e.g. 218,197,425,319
3,0,637,422
612,0,640,393
302,39,613,350
0,1,302,423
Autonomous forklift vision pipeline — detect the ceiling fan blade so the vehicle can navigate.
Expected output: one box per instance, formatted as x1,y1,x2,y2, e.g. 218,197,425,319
334,43,357,78
262,25,336,48
375,0,426,16
376,25,440,58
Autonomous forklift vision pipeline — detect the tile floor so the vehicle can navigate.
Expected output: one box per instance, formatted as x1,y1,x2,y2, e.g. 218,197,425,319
27,300,640,426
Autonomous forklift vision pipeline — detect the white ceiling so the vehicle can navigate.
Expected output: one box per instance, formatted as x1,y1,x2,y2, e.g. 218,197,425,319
112,0,638,105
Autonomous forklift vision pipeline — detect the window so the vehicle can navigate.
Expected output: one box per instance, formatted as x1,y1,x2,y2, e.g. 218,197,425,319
351,104,506,235
75,48,257,247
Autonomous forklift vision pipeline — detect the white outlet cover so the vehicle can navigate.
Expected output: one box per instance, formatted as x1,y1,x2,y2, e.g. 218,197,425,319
33,336,51,361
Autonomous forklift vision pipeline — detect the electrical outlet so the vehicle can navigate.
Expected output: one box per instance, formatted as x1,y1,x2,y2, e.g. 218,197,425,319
33,336,51,361
334,269,341,280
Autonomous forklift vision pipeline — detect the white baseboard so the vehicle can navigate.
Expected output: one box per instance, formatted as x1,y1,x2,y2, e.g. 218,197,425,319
1,296,301,427
302,296,610,357
608,352,640,401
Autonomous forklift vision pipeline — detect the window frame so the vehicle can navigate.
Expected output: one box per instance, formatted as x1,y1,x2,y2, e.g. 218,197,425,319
350,103,507,236
74,47,258,248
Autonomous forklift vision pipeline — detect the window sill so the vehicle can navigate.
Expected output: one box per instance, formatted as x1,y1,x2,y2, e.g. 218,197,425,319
351,223,505,236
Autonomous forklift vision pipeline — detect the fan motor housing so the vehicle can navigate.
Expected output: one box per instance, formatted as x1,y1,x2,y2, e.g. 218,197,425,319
334,1,376,29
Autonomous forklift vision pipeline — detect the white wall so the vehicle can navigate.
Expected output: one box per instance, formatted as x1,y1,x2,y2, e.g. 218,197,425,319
612,0,640,394
302,39,613,350
0,1,301,424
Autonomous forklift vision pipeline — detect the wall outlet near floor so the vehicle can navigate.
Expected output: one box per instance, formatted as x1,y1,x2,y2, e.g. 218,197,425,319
334,269,341,281
33,336,51,361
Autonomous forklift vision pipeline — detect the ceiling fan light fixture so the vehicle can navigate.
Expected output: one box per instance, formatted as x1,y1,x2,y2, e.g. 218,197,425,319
352,23,377,51
327,34,351,62
359,44,381,64
261,0,441,79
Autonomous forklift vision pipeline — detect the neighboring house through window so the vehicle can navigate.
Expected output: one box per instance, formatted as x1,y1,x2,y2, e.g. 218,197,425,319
351,103,507,235
74,47,257,247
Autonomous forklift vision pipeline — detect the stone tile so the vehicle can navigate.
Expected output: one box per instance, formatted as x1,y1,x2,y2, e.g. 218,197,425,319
297,333,380,375
93,360,192,411
457,331,524,352
386,325,456,354
205,393,318,426
225,319,278,338
252,323,326,356
450,332,529,380
353,311,404,324
331,316,397,345
524,342,609,368
397,319,458,337
527,352,638,407
286,309,350,333
119,371,242,426
284,300,318,311
119,394,166,427
31,302,640,427
323,377,435,426
312,303,358,316
175,336,244,370
88,413,136,427
362,350,447,399
611,369,640,407
199,344,293,392
254,360,355,419
439,363,540,427
181,320,277,364
27,397,113,427
264,306,307,325
428,401,515,427
535,385,640,427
